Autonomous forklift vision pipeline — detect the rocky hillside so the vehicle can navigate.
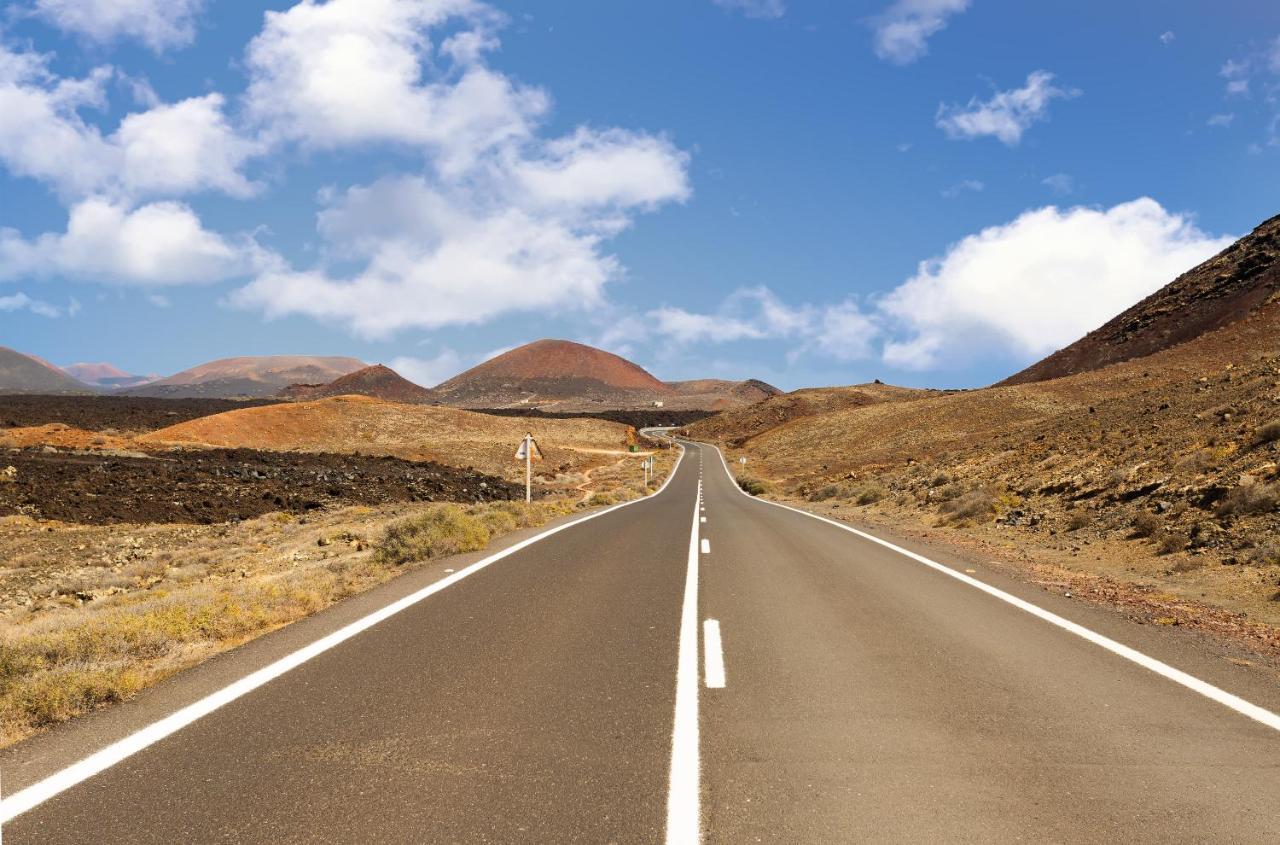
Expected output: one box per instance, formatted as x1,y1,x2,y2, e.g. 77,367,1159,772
1002,213,1280,386
126,355,366,399
0,347,93,395
279,364,436,404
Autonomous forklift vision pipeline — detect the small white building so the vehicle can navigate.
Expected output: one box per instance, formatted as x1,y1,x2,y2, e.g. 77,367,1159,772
652,400,665,408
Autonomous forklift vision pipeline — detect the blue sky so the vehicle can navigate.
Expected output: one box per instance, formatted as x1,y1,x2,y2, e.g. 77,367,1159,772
1,0,1277,390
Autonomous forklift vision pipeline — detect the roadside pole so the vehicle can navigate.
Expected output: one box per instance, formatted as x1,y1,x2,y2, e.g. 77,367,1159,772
515,433,542,504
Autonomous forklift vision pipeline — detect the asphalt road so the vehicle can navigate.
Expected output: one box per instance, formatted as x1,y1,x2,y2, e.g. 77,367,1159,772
3,440,1279,843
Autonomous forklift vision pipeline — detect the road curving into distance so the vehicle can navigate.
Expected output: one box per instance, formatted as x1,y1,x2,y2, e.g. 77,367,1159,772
2,435,1278,843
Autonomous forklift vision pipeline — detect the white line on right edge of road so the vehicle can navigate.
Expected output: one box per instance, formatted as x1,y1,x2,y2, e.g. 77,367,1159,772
703,620,726,689
0,448,691,826
704,443,1280,734
665,485,703,844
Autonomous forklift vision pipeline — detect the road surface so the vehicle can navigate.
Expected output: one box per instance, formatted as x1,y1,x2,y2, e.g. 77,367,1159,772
2,440,1278,843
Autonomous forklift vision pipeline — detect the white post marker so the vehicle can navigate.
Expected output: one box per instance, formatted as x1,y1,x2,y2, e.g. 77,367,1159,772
514,433,543,503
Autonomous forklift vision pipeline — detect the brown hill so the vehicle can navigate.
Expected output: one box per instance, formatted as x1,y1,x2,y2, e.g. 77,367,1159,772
1001,213,1280,386
137,395,637,481
0,347,93,395
126,355,366,399
433,339,673,408
280,364,436,404
434,339,780,411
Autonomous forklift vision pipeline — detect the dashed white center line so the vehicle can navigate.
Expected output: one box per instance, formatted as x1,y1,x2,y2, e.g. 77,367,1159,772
703,620,726,689
700,538,710,554
700,516,706,523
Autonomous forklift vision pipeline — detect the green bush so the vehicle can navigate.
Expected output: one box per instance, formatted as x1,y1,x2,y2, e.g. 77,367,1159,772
738,477,767,496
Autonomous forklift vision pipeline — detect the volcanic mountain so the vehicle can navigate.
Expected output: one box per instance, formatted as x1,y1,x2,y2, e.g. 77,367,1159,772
433,339,673,408
125,355,367,399
0,346,93,395
280,364,437,404
432,339,781,411
1001,212,1280,386
62,362,156,390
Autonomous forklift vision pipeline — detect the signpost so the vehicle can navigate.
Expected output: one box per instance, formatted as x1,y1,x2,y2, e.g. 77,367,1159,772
642,456,654,488
514,433,543,503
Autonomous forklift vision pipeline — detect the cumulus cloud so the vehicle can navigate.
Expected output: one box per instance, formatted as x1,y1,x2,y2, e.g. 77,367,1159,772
32,0,206,51
233,1,690,338
624,287,879,365
871,0,969,65
243,0,546,172
877,199,1233,369
712,0,786,19
0,291,63,318
0,45,259,200
0,197,268,286
937,71,1080,145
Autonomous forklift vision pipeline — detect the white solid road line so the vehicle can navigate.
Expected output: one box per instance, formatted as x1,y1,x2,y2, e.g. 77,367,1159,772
703,620,726,689
705,443,1280,734
0,449,690,825
665,487,702,844
700,539,710,554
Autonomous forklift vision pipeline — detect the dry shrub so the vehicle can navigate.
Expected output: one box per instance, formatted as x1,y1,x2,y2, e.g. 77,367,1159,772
1157,532,1189,555
1216,481,1280,517
1066,511,1091,532
1131,511,1161,538
808,484,843,502
1252,420,1280,447
1245,542,1280,567
373,505,491,567
939,488,997,524
738,477,768,496
855,485,886,506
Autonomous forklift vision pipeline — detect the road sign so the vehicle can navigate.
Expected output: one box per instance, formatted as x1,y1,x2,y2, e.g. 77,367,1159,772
515,435,543,462
739,456,747,465
516,433,542,503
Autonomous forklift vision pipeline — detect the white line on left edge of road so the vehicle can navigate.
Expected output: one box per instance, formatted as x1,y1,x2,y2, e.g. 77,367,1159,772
705,443,1280,734
665,485,702,845
703,620,726,689
0,449,690,826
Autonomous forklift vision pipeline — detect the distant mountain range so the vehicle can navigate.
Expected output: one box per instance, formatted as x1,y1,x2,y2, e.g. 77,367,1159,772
122,356,368,399
62,362,157,390
1,340,779,411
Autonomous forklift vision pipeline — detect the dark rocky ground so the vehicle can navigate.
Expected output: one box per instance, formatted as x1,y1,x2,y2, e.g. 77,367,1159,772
0,447,524,525
0,395,282,433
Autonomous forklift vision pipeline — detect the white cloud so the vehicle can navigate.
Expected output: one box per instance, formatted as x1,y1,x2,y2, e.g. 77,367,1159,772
0,291,63,318
32,0,206,51
1041,173,1075,195
1160,31,1175,45
712,0,786,20
244,0,547,173
872,0,969,65
114,94,263,198
0,197,267,286
0,46,258,200
233,2,690,339
940,178,984,198
938,71,1080,145
389,350,465,387
877,199,1233,370
1207,113,1236,128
